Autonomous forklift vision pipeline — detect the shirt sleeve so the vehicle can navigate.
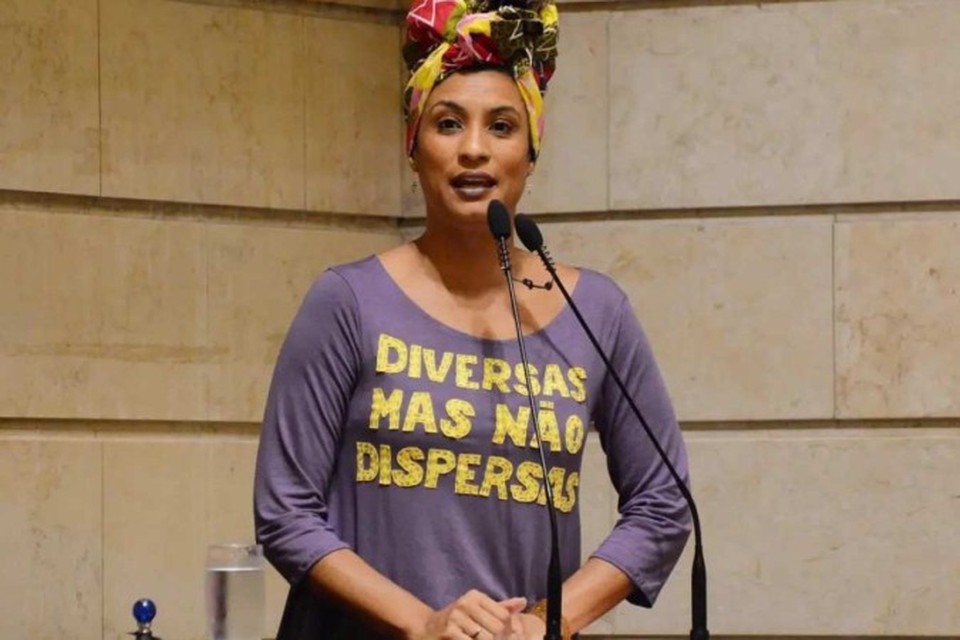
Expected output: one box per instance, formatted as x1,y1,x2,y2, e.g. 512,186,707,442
589,294,693,607
254,269,362,586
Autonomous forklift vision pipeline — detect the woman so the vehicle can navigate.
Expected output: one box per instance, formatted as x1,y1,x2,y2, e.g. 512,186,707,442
253,1,692,638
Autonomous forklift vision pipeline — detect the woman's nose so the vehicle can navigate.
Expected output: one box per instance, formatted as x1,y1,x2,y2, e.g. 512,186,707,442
458,125,490,164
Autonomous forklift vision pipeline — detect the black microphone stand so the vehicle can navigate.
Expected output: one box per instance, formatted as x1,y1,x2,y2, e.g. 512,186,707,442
515,214,709,640
487,201,564,640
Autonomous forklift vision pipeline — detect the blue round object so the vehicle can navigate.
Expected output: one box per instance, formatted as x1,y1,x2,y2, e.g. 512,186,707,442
132,598,156,624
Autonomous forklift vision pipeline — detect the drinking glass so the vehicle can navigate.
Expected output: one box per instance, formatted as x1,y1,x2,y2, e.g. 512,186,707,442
205,543,265,640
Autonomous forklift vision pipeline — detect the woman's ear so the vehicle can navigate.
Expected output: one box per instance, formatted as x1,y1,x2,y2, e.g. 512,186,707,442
527,161,536,177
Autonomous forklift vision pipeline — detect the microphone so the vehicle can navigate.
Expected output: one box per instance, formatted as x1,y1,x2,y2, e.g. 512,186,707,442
514,213,709,640
486,200,564,640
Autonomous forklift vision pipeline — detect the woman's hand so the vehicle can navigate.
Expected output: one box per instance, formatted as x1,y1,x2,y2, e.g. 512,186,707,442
509,612,546,639
411,592,527,640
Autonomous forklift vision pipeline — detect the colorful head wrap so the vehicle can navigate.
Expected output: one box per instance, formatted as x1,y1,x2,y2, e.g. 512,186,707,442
402,0,559,159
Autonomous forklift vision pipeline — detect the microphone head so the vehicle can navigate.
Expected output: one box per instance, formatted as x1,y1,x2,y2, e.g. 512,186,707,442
514,213,543,252
486,200,512,240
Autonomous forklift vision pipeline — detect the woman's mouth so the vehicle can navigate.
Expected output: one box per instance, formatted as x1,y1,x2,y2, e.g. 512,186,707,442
450,172,497,200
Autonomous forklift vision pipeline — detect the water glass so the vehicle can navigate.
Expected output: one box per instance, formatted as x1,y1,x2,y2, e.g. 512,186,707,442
205,543,265,640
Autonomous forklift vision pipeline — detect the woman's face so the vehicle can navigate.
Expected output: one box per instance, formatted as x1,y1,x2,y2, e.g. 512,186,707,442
412,70,534,228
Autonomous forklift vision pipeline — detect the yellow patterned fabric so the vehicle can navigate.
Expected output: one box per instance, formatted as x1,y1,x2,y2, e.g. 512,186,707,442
403,0,559,159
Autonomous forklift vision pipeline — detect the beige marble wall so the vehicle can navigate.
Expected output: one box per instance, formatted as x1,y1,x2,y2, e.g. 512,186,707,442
0,205,209,421
0,435,103,640
0,428,290,640
0,203,399,422
100,0,304,208
331,0,405,9
100,0,402,213
0,0,100,195
589,428,960,636
542,216,835,421
519,11,609,215
306,19,402,216
608,0,960,210
101,434,289,640
837,213,960,419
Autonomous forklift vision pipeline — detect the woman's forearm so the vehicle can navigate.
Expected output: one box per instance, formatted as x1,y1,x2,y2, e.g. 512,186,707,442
560,557,635,633
307,549,634,638
307,547,433,639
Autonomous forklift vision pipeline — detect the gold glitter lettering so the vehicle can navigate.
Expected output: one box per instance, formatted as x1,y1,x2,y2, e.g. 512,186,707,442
392,446,425,487
568,366,587,403
454,453,482,496
356,441,378,482
482,358,512,393
424,448,457,488
513,363,541,397
423,348,454,383
402,391,437,434
564,414,585,455
542,364,571,398
479,456,513,500
510,461,542,503
408,344,423,379
439,398,474,439
369,388,403,431
494,403,530,448
455,354,480,390
375,334,407,374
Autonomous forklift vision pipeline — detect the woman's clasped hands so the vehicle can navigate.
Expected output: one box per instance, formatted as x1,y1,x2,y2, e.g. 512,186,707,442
412,590,547,640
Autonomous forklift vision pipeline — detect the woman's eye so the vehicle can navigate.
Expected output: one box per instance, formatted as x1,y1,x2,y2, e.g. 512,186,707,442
437,118,462,132
491,120,515,135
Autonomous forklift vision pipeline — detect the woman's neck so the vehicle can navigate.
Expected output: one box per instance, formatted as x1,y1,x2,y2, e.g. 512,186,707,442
414,224,527,298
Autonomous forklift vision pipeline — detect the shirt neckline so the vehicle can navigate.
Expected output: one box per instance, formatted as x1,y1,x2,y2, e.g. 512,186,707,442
369,254,584,345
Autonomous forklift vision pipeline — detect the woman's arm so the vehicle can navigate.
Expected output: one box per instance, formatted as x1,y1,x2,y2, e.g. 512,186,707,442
513,557,632,637
308,549,527,640
561,557,634,632
306,548,432,638
530,293,691,636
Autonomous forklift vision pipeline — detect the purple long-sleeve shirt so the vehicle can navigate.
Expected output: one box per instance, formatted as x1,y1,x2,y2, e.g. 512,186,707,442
254,256,691,639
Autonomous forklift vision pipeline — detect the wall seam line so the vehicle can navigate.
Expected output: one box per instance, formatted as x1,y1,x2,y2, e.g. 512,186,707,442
203,223,211,423
0,189,398,231
604,10,611,213
5,188,959,228
99,439,105,639
832,211,838,420
301,14,308,213
97,0,103,197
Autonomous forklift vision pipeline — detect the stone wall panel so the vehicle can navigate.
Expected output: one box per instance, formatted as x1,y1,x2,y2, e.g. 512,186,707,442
0,0,99,195
543,217,834,421
101,0,304,208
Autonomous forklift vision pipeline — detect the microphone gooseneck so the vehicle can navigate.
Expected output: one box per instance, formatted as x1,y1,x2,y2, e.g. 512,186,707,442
486,201,564,640
514,213,709,640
